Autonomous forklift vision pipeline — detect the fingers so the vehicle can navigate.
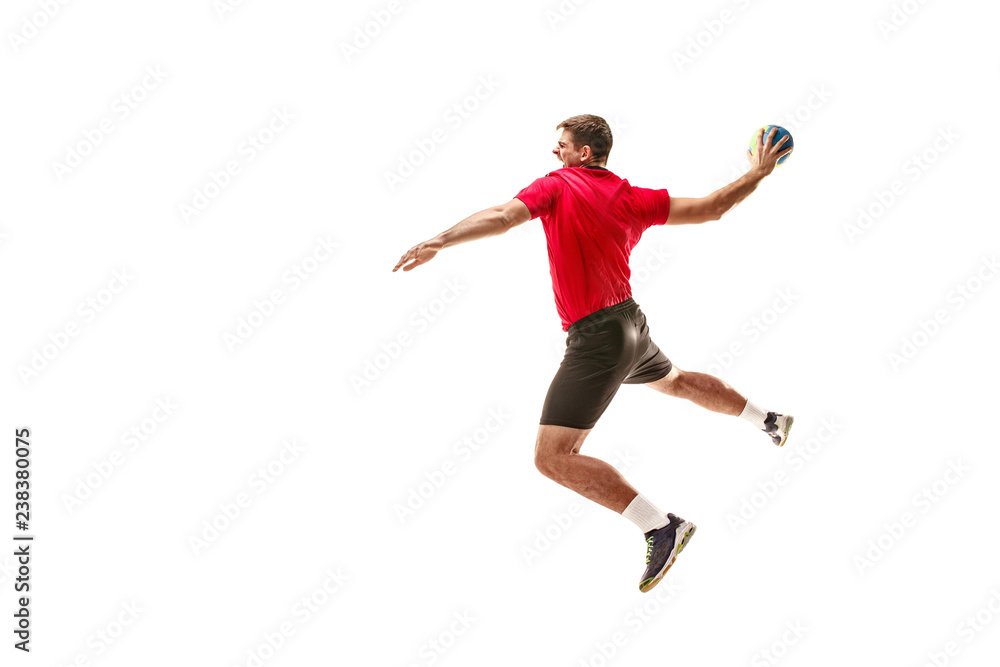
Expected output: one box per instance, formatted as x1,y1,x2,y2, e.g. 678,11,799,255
761,131,790,157
750,127,791,171
763,126,777,148
393,246,418,272
394,244,430,272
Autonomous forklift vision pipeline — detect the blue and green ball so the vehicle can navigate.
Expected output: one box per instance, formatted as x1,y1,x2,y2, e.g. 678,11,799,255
749,125,793,165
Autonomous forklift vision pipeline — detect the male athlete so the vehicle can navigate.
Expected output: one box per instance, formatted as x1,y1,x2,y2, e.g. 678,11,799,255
392,115,793,593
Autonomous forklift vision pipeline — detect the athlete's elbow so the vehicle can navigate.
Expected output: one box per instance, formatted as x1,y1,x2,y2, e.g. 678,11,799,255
497,209,514,232
685,207,721,224
693,197,723,224
487,206,517,234
705,207,725,223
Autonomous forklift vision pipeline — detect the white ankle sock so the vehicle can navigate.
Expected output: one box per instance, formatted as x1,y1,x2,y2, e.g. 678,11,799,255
622,494,670,533
739,399,768,429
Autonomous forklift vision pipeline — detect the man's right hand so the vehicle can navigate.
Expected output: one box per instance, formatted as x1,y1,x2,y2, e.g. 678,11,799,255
393,237,444,272
746,127,792,176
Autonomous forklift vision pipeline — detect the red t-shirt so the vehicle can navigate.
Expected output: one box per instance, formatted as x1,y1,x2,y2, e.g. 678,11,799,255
514,166,671,331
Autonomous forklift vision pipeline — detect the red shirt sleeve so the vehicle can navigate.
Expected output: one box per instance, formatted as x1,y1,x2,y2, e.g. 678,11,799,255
514,175,564,219
633,187,671,229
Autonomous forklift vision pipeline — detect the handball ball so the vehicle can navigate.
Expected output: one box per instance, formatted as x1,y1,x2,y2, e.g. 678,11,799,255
749,125,793,165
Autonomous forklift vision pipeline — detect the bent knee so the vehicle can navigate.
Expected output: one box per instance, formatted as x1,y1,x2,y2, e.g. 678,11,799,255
668,367,689,389
649,365,685,394
534,450,556,478
534,424,589,477
534,449,570,479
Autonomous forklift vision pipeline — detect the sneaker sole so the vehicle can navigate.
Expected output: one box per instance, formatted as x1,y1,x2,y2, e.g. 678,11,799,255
776,416,794,447
639,521,696,593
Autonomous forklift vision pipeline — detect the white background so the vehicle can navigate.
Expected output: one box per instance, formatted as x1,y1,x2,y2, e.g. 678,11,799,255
2,0,999,665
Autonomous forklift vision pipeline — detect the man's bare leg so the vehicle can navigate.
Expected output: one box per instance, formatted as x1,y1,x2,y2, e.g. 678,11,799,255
533,423,697,593
533,424,638,513
644,365,746,414
645,365,794,446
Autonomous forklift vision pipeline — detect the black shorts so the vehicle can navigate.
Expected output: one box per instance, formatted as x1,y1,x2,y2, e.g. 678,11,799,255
539,297,672,430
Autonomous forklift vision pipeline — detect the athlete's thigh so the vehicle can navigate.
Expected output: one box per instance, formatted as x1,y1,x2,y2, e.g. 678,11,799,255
644,365,681,394
539,317,636,430
535,423,591,459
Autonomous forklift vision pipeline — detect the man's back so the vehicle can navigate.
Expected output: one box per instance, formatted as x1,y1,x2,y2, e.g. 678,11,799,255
513,166,671,331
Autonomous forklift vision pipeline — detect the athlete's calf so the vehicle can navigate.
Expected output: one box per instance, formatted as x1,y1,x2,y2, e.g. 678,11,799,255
533,424,639,513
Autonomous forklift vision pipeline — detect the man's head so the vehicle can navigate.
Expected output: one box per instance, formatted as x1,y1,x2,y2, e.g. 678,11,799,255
553,114,613,169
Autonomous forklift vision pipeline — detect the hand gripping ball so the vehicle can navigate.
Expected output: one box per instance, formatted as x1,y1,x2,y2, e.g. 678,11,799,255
749,125,793,165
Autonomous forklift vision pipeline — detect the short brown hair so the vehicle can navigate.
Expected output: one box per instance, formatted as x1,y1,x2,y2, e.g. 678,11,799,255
556,114,613,163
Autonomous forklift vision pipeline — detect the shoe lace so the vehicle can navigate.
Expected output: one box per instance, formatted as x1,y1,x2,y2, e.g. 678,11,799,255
763,413,779,434
645,536,654,564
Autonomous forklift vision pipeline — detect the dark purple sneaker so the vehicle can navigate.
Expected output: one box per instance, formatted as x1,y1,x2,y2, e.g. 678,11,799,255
638,513,697,593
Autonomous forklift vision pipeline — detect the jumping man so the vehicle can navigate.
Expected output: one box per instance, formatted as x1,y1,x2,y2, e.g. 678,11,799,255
392,115,794,593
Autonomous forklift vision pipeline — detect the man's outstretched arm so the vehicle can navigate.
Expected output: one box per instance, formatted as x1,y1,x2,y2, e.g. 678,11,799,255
393,198,531,272
665,127,791,225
